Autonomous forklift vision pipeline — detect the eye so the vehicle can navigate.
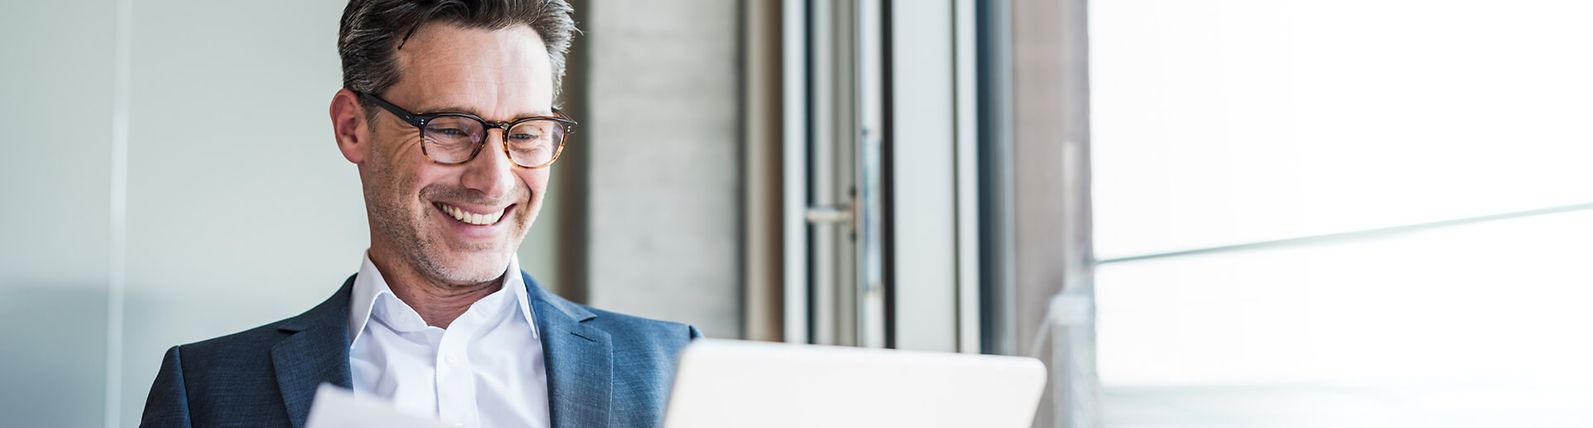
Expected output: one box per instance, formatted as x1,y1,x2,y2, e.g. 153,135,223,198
433,127,469,137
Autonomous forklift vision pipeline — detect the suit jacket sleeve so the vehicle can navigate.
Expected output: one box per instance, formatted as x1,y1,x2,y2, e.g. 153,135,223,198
141,346,194,428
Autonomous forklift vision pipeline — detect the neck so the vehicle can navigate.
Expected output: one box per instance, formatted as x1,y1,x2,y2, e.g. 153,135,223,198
367,245,504,329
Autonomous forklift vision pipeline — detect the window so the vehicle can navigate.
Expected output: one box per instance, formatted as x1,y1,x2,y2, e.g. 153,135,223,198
1091,0,1593,425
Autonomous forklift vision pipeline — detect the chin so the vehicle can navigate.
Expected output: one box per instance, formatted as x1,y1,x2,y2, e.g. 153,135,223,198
426,250,514,285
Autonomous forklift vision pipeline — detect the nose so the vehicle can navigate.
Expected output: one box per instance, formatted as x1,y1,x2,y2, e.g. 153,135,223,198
458,128,518,201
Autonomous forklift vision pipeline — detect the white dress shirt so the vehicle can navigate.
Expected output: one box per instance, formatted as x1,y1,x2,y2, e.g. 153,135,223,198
348,253,551,428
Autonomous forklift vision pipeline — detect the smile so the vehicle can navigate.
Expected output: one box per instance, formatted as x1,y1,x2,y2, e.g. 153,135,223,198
434,202,509,226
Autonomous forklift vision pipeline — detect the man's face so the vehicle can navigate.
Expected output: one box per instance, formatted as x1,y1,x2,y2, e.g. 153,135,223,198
359,23,555,286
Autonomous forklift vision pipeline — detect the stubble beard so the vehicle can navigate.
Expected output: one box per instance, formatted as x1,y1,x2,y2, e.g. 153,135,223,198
365,154,528,289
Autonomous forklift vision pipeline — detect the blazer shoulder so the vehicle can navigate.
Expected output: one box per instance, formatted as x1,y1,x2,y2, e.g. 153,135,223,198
583,305,701,345
171,276,354,373
171,315,296,371
524,273,700,342
183,315,294,348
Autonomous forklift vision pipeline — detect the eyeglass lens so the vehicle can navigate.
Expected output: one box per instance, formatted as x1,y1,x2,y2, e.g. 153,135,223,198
421,116,565,167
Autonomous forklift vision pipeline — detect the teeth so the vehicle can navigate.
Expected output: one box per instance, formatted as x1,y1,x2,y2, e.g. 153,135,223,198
440,203,504,225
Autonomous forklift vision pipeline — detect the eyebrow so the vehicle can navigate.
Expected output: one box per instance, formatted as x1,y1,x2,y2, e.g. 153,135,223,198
416,104,554,119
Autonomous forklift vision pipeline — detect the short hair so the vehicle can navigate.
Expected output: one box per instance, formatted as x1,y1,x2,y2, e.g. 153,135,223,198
338,0,576,102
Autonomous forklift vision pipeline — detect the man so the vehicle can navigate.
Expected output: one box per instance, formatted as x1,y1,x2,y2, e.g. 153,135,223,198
141,1,699,426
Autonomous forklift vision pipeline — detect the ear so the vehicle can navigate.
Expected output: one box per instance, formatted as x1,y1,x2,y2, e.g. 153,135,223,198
330,88,369,164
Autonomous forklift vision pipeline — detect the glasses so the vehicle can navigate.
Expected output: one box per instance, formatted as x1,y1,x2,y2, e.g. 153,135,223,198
356,91,577,169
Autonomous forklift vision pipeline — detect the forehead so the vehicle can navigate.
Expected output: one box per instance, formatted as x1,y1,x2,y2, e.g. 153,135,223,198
388,23,555,118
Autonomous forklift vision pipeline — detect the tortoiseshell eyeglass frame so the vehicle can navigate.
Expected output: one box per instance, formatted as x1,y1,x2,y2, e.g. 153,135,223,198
355,90,578,169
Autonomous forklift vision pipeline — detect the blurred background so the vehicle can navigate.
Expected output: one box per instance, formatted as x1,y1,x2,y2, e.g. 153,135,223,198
3,0,1592,427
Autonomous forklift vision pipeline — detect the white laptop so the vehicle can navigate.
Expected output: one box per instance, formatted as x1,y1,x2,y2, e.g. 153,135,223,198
662,339,1048,428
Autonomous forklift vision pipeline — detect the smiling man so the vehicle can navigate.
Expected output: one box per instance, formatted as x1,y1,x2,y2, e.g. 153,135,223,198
140,1,699,427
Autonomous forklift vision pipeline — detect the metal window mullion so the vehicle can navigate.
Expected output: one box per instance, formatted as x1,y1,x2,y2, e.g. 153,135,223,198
855,0,888,349
952,0,982,354
808,0,839,346
883,0,960,353
782,0,811,344
829,0,860,347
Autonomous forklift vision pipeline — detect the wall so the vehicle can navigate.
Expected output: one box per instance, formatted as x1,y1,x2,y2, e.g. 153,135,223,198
116,1,361,425
581,0,743,338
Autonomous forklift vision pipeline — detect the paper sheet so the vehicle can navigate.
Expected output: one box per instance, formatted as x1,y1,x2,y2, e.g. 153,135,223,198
305,383,451,428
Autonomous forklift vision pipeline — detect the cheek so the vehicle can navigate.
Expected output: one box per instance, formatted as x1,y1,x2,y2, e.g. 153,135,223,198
517,169,550,200
371,135,430,193
409,166,452,195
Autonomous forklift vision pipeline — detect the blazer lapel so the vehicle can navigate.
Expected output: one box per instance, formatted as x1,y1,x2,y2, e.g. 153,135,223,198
528,273,613,428
271,276,356,428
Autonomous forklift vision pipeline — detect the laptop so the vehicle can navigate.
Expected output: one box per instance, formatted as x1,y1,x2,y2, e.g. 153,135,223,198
662,339,1048,428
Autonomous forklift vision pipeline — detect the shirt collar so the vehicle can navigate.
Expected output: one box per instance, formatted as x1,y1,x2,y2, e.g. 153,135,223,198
347,252,538,347
503,256,537,337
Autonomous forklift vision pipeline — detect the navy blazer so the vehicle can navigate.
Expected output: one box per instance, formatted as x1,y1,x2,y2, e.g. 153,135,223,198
141,273,700,428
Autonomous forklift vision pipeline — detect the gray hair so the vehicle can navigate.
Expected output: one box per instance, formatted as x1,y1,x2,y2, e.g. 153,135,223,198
338,0,576,103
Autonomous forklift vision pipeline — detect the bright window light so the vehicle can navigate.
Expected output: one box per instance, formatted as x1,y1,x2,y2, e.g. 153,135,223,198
1090,0,1593,425
1091,0,1593,259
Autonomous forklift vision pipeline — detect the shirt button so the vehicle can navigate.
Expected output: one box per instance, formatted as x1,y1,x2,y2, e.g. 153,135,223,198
444,354,459,365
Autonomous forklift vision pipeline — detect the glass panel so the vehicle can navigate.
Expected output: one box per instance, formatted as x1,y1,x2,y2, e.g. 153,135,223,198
0,1,116,426
1097,209,1593,426
1089,0,1593,259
